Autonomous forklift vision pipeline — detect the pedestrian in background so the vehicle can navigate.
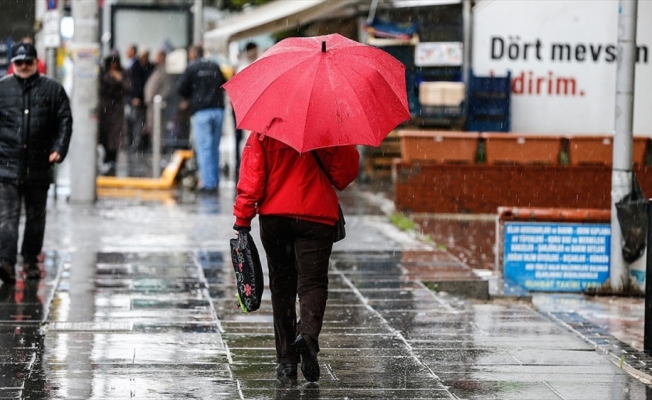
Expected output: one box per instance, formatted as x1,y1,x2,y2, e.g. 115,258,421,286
0,42,72,283
123,43,138,70
127,48,154,152
144,49,172,144
233,135,359,384
99,52,129,176
177,44,228,194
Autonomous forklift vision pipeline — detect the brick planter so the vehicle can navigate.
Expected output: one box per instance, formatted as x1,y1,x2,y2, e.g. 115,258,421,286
398,130,479,163
482,133,563,165
394,162,652,214
567,135,649,166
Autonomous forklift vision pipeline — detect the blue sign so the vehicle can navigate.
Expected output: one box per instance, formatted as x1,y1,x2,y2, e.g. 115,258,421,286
46,0,58,10
503,222,610,292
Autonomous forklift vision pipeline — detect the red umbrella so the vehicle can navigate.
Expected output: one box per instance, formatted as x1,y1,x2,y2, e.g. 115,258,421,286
223,33,411,153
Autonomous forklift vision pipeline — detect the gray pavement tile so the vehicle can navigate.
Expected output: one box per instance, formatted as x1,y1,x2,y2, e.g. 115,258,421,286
445,381,560,399
0,389,23,397
336,278,420,291
547,379,651,400
244,387,453,400
408,336,595,350
43,376,238,399
413,348,519,366
435,364,631,382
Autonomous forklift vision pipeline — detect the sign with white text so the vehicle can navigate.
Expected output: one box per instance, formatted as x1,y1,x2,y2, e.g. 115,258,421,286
472,0,651,134
503,222,610,292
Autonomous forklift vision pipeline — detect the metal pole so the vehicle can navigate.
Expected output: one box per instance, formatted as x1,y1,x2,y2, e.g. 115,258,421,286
610,0,638,293
194,0,203,44
69,1,99,203
645,199,652,354
152,95,163,178
462,0,472,85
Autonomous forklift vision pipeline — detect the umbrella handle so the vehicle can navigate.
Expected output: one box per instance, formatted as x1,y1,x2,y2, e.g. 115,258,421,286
322,41,326,52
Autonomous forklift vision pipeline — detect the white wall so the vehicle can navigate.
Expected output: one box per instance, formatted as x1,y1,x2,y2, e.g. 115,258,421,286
472,0,651,134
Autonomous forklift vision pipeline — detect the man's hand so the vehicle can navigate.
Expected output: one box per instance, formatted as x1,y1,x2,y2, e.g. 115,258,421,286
131,98,141,107
179,100,189,111
49,151,61,163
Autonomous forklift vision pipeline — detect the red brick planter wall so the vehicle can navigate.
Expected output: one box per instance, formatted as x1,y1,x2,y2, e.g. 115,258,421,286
394,162,652,214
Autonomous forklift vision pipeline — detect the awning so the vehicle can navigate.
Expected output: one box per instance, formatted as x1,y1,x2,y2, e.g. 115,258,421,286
204,0,358,54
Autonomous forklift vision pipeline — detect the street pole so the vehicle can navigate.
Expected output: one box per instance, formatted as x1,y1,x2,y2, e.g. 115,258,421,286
462,0,472,85
69,1,100,203
610,0,638,293
194,0,203,44
152,95,163,178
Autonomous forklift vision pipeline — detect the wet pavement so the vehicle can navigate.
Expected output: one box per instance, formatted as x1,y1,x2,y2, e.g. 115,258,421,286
1,176,651,398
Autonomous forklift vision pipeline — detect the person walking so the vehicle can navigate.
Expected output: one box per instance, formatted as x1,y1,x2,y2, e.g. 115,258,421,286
98,52,129,176
0,42,72,283
127,48,154,152
177,44,228,194
144,49,172,140
233,134,359,384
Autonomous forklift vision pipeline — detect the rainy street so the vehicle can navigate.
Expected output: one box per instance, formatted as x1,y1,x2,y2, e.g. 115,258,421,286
0,182,648,399
1,0,652,398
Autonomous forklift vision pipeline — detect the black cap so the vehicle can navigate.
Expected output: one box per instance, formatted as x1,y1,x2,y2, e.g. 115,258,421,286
11,42,37,63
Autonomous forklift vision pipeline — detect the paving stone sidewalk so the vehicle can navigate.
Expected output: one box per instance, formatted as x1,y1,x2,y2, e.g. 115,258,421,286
0,184,649,398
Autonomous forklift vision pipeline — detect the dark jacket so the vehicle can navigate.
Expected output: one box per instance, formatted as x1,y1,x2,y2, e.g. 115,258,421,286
128,60,154,102
177,58,227,114
0,73,72,185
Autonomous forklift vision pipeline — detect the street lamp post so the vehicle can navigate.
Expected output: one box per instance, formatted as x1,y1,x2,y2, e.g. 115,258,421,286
69,0,100,203
610,0,638,293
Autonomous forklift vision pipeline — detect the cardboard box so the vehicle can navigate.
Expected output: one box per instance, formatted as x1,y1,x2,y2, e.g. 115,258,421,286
419,81,465,106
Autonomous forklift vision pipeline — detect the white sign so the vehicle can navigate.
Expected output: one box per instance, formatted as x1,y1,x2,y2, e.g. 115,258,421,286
472,0,652,134
415,42,463,66
43,10,61,48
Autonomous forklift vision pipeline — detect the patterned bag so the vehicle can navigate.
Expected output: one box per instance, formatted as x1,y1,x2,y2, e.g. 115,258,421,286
230,231,264,313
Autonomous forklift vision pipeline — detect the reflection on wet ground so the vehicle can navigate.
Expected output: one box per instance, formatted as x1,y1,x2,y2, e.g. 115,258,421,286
0,179,648,398
412,212,648,354
5,246,647,399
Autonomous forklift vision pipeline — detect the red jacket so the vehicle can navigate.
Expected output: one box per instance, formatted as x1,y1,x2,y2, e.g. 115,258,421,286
234,133,359,228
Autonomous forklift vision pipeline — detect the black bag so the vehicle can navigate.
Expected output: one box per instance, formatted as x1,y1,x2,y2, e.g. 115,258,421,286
615,172,648,263
312,152,346,242
333,204,346,242
230,231,264,313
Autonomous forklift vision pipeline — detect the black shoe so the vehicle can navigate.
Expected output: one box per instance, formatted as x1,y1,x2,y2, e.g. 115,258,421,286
22,262,42,280
275,363,297,385
294,334,320,382
0,262,16,285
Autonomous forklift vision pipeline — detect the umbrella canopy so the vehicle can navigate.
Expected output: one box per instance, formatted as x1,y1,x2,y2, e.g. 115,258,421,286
223,33,411,153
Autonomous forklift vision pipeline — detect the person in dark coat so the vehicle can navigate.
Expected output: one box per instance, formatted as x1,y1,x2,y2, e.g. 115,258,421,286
177,44,228,194
99,53,129,175
0,42,72,283
127,49,154,152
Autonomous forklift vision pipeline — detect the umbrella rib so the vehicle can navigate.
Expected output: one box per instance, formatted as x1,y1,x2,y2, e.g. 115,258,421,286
329,60,377,142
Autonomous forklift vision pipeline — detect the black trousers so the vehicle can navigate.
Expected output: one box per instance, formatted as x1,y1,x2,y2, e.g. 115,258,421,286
0,182,49,266
259,215,334,364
